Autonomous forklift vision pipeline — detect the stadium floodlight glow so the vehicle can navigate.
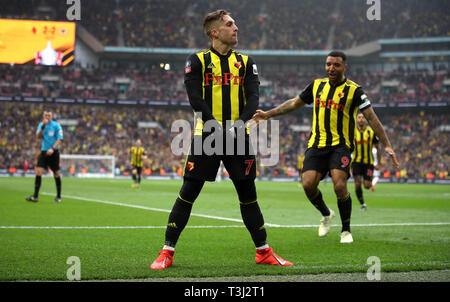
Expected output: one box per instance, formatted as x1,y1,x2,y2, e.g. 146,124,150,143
160,63,171,70
60,154,115,178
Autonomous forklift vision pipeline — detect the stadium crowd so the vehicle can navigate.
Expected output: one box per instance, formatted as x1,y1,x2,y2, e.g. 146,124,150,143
1,64,448,105
0,101,448,180
2,0,449,50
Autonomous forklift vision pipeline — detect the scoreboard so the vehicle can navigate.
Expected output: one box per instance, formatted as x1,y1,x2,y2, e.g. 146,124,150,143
0,19,76,66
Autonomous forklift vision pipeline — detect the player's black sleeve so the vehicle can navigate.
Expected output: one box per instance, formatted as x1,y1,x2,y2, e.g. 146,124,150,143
184,54,221,128
354,87,372,111
373,135,379,144
236,56,259,124
299,82,314,104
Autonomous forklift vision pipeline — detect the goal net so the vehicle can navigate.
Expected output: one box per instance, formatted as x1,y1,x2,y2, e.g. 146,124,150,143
60,154,115,178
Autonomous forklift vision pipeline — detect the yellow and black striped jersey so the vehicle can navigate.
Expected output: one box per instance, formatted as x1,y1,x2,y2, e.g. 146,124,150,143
353,126,379,164
300,77,371,151
184,46,259,135
130,146,146,167
297,154,305,170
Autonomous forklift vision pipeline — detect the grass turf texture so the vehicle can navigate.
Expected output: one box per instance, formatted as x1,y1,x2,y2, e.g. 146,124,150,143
0,177,449,281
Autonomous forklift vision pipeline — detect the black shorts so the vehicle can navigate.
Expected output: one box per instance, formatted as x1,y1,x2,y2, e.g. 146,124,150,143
132,165,143,174
37,150,60,172
302,145,352,180
183,133,256,181
352,162,374,181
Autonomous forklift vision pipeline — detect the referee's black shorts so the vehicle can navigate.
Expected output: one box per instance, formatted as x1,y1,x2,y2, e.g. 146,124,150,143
301,145,352,180
183,133,256,182
351,162,374,181
37,149,60,172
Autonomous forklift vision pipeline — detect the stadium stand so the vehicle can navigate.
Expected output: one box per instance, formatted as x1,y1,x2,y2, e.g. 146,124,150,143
1,64,448,104
0,101,448,180
1,0,449,50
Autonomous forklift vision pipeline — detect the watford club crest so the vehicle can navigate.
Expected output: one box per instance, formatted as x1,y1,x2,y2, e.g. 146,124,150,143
234,61,242,70
187,161,195,171
338,92,345,99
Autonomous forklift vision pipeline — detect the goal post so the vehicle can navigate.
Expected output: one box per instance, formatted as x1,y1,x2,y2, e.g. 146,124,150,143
60,154,115,178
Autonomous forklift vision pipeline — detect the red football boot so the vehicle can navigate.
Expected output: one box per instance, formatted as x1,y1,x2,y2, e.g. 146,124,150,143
150,249,174,270
255,247,293,266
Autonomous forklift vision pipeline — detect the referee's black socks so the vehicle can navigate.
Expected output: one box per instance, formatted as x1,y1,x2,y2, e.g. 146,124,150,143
55,176,61,198
337,193,352,232
33,175,42,198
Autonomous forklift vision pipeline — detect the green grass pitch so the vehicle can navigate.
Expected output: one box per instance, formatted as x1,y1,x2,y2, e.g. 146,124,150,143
0,177,449,281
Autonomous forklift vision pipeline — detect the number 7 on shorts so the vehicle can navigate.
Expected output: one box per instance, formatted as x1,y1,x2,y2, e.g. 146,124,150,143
244,159,254,176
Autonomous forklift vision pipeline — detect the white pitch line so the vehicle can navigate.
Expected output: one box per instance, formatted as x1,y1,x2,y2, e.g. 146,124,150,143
270,222,450,228
41,192,247,225
1,222,450,230
0,225,245,229
39,192,450,229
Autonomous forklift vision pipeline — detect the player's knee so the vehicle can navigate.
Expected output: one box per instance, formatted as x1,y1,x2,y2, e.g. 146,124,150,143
233,179,257,204
179,178,205,203
302,179,317,196
333,181,347,197
53,171,60,178
36,168,44,176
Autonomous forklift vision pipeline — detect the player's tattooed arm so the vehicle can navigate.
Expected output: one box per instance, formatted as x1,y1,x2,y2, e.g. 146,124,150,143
362,106,399,168
269,96,306,118
252,96,305,123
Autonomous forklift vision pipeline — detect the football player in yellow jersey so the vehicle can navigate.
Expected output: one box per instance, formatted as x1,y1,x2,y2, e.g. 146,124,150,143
151,9,292,270
352,112,382,210
253,51,399,243
297,150,305,185
130,139,147,188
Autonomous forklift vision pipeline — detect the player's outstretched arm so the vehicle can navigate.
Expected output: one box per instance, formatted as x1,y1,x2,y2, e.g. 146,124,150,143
362,107,399,168
252,96,305,124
